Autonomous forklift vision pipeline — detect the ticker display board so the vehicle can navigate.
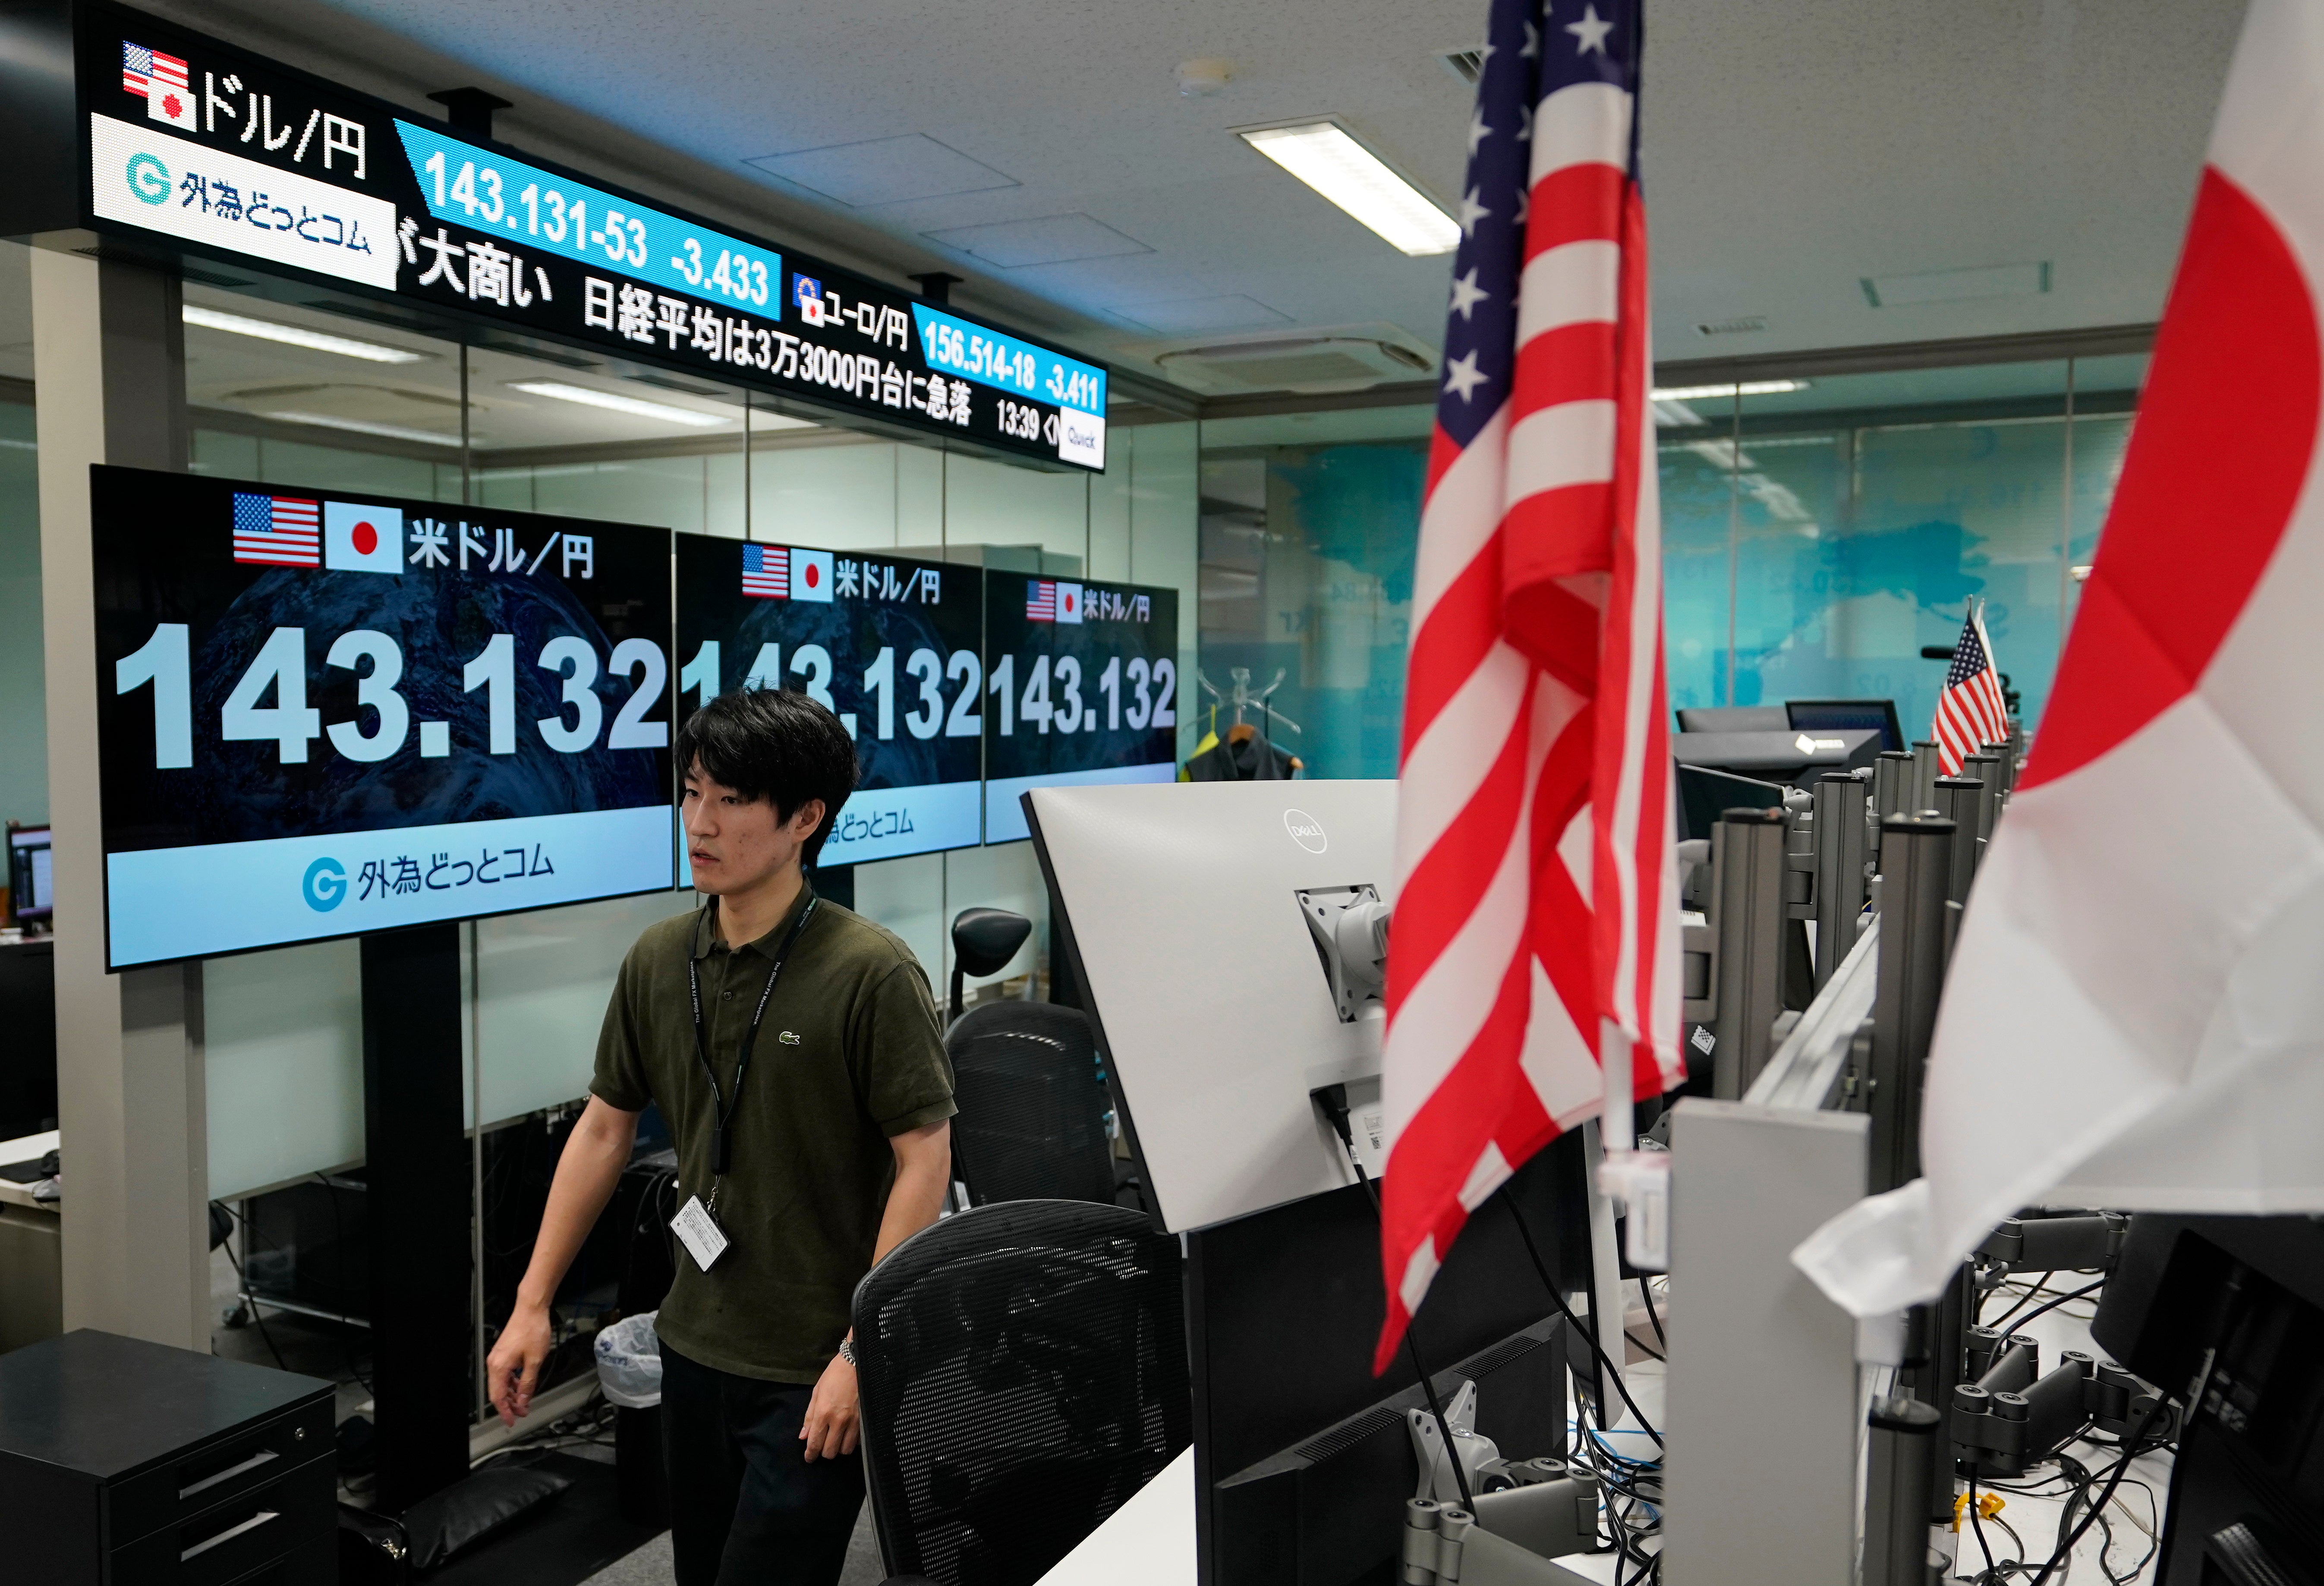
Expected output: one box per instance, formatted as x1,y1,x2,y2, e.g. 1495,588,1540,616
981,576,1180,842
674,535,986,865
71,1,1107,469
92,465,675,968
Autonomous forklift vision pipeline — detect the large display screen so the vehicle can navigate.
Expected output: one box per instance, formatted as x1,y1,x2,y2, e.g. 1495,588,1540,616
982,577,1180,842
674,535,984,865
92,465,674,968
65,1,1106,469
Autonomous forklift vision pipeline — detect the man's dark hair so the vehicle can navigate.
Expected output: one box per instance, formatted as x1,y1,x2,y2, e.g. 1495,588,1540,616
675,689,858,865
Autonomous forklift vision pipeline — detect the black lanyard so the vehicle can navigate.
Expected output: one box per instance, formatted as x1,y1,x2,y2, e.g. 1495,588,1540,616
687,890,819,1179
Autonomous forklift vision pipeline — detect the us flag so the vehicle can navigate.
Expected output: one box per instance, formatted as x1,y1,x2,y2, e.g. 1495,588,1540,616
1931,603,2010,774
1377,0,1680,1369
122,42,188,96
741,543,789,598
232,493,321,566
1025,580,1058,620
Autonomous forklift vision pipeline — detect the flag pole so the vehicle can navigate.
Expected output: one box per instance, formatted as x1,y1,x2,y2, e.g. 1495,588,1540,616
1586,1018,1641,1432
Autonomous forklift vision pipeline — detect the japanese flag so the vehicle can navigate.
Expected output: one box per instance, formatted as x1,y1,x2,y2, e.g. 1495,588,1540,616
1055,581,1084,624
790,547,834,603
324,501,404,574
146,71,194,129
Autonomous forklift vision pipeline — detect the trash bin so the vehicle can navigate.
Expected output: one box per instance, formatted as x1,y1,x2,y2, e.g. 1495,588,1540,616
595,1311,663,1408
595,1312,668,1527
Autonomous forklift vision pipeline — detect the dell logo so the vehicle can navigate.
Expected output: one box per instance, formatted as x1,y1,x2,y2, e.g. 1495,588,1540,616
1284,809,1328,854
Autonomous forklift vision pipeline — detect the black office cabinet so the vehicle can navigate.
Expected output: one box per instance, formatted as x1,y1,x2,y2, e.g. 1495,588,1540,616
0,1329,337,1585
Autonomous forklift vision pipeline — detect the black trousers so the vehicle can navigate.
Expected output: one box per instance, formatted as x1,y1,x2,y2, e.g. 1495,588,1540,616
661,1338,866,1586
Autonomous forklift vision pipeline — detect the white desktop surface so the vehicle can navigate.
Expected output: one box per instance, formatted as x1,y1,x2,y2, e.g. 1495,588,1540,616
0,1130,58,1215
1036,1446,1194,1586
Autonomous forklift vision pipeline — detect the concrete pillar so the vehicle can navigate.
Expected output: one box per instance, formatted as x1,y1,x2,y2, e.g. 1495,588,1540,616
31,245,209,1350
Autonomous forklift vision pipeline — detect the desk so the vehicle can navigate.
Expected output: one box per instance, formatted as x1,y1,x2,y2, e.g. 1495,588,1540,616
1943,1278,2176,1584
0,1127,59,1211
0,1129,61,1353
1031,1447,1624,1586
1036,1447,1194,1586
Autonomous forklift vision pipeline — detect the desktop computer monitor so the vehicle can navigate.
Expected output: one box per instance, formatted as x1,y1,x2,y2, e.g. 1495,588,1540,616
7,826,50,927
1675,764,1787,843
1786,699,1905,753
0,938,57,1144
1027,780,1591,1586
2094,1215,2324,1586
1024,779,1401,1233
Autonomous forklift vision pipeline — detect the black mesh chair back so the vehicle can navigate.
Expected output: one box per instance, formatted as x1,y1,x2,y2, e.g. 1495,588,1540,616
945,1001,1115,1207
853,1199,1191,1586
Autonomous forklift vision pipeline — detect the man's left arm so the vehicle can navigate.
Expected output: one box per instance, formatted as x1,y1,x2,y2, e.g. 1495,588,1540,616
802,1117,950,1461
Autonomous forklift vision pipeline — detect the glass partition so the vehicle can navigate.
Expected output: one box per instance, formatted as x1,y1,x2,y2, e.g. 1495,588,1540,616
1198,355,2148,776
0,242,44,831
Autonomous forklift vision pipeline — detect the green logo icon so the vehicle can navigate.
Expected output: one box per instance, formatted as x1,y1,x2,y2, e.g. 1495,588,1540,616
126,152,170,205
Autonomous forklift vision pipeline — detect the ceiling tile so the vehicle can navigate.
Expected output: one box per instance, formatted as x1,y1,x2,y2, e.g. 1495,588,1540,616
923,213,1153,268
1110,295,1291,334
745,134,1018,207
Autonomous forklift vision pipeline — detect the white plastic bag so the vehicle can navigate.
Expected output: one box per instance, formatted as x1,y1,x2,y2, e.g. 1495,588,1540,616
594,1310,662,1409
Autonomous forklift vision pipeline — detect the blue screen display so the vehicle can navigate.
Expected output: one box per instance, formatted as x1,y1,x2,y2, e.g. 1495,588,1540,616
91,465,676,968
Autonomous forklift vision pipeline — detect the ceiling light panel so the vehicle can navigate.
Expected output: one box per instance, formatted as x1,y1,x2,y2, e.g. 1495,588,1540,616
507,380,731,427
1648,379,1812,401
261,411,463,446
184,304,428,363
1238,123,1459,257
1861,262,2050,308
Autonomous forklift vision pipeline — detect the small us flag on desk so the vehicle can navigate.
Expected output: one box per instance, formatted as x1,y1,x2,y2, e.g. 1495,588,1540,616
1932,603,2010,774
232,493,321,566
742,543,790,598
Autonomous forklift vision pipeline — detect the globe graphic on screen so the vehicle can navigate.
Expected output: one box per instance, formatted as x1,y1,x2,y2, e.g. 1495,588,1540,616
187,566,664,845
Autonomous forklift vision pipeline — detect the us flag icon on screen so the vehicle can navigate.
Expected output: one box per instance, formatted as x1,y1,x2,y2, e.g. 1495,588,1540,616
741,544,834,601
324,502,405,574
1027,581,1083,623
231,493,321,566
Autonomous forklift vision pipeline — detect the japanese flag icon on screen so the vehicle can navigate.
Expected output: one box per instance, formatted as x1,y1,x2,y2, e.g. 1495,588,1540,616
790,547,834,602
324,501,405,574
1054,582,1083,624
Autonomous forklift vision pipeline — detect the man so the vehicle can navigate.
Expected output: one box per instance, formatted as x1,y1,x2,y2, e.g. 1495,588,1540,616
485,687,954,1586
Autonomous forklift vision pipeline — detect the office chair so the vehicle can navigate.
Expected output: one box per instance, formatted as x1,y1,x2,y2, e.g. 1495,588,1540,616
854,1200,1191,1586
945,1001,1118,1208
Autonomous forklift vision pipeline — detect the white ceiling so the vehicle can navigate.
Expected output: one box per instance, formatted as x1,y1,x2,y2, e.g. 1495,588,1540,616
43,0,2256,393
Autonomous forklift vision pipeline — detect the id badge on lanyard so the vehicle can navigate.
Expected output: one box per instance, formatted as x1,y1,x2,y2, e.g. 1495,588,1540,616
672,1194,729,1271
674,894,818,1272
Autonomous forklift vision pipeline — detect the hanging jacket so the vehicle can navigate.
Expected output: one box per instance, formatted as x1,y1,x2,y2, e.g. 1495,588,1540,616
1185,730,1298,781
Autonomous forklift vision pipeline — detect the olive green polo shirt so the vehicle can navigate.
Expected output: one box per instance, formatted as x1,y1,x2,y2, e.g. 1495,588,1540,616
590,885,955,1383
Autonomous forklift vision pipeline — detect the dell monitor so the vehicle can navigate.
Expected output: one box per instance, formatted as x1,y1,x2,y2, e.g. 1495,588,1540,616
1024,779,1589,1586
1024,779,1399,1231
6,826,50,927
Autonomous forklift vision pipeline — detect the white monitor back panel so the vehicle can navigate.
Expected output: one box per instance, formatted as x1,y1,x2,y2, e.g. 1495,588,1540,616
1027,779,1398,1232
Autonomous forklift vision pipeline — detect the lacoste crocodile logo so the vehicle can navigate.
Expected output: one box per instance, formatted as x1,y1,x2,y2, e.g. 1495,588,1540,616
778,1031,801,1045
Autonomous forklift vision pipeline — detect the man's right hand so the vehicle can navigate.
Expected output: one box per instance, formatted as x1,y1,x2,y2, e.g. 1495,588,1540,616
487,1302,553,1427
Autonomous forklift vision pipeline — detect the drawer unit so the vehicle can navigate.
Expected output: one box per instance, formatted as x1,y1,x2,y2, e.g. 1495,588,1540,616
0,1329,336,1586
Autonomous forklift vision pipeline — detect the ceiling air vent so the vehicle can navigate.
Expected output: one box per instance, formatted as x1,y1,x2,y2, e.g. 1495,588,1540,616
1435,47,1487,84
1154,334,1435,396
1695,315,1769,337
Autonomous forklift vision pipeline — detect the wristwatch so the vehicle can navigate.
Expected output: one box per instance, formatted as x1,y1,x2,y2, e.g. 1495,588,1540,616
839,1338,857,1366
